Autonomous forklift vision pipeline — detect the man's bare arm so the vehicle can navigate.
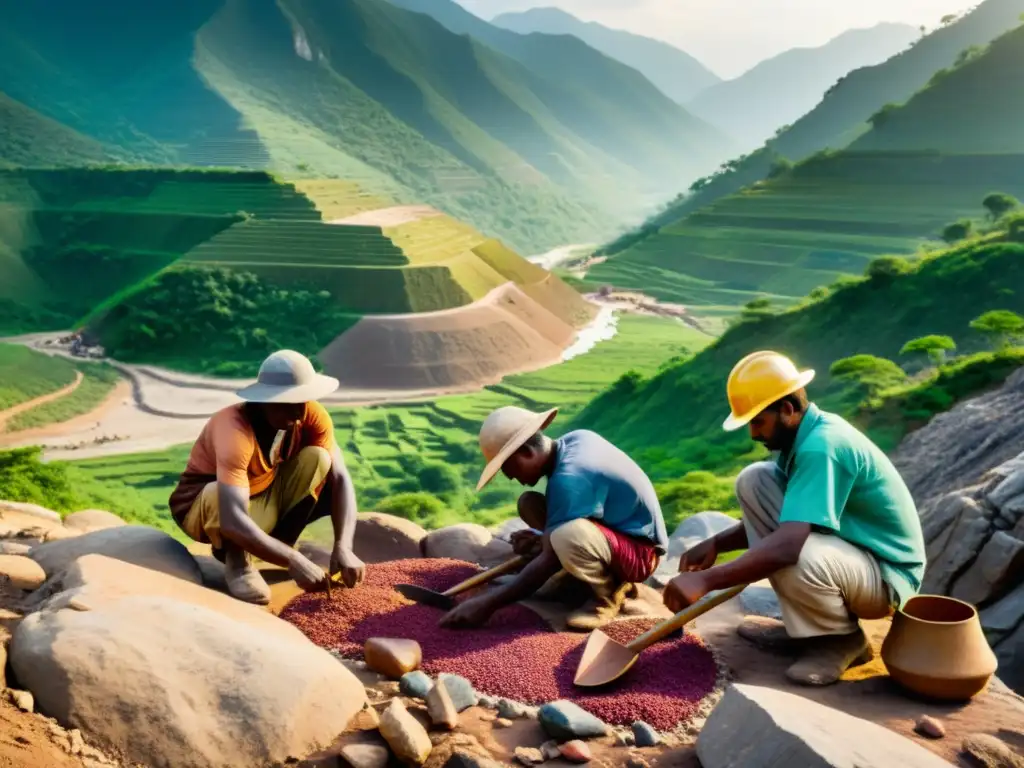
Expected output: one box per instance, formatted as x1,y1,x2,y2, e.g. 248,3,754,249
704,522,810,590
217,484,300,568
330,445,358,551
477,537,562,611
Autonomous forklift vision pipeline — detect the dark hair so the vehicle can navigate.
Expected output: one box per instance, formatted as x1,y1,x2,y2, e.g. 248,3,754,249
517,431,545,453
765,391,808,414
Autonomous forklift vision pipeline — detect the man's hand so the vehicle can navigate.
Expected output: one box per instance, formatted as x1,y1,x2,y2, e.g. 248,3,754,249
664,571,712,613
439,595,494,629
330,543,366,588
510,530,542,557
288,552,328,591
678,537,718,573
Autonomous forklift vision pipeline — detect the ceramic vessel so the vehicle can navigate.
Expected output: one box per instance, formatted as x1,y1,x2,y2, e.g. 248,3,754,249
881,594,998,701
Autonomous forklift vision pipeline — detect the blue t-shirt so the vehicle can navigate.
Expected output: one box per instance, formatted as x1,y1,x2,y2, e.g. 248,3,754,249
544,430,669,554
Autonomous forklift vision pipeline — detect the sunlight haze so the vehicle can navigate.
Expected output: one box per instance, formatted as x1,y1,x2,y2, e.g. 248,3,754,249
459,0,981,77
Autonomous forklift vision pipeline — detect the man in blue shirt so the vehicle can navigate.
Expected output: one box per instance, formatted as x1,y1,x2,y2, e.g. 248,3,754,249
440,405,669,631
664,351,926,686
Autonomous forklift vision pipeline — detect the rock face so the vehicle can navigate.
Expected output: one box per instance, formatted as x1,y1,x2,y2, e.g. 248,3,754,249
891,369,1024,694
28,526,202,584
697,684,952,768
354,513,426,563
10,596,366,768
421,524,514,568
649,512,740,587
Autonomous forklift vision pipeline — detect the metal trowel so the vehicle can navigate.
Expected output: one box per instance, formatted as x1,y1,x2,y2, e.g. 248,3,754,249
574,584,747,687
395,555,529,610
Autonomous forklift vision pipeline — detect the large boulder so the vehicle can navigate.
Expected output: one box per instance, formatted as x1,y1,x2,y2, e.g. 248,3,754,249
650,512,740,587
0,501,64,541
353,513,426,563
61,510,126,533
697,684,952,767
28,526,201,584
10,596,367,768
422,524,514,567
32,555,302,640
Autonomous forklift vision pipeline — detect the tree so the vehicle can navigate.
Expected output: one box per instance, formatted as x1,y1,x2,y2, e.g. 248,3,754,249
740,297,774,322
900,335,957,366
982,192,1020,221
941,219,973,243
971,310,1024,349
866,255,915,280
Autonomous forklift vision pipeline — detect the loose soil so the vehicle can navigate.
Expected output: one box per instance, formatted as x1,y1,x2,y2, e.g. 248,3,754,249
280,559,719,730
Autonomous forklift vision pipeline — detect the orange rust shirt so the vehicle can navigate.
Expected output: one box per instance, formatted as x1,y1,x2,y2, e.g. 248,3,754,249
169,402,336,523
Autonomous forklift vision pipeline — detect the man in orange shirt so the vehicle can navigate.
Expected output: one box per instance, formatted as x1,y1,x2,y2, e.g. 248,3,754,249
169,350,365,604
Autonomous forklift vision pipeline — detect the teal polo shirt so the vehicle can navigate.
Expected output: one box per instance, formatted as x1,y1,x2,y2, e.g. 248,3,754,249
776,404,926,607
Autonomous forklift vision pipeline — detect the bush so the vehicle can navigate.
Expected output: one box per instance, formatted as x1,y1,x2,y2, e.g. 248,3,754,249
865,256,915,280
417,462,463,495
983,192,1020,221
900,335,956,366
971,309,1024,349
655,471,738,530
941,219,973,243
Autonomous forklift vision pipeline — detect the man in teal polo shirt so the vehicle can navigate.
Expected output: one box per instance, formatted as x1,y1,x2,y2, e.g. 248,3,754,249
665,351,926,686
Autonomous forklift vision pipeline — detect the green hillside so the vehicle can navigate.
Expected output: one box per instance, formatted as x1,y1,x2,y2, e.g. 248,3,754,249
852,24,1024,152
575,220,1024,480
0,0,732,253
0,94,121,168
491,7,720,104
610,0,1024,244
0,344,78,411
686,24,917,153
587,152,1024,312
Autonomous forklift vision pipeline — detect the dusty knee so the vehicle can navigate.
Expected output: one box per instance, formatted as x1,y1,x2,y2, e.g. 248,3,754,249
517,491,547,530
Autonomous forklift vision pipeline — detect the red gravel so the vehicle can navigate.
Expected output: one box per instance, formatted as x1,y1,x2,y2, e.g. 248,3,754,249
280,558,717,730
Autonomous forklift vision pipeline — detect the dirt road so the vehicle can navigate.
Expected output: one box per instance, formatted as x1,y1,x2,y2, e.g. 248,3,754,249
0,371,83,433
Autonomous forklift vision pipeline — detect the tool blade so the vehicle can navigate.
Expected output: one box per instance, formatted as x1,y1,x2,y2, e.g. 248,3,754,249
394,583,457,610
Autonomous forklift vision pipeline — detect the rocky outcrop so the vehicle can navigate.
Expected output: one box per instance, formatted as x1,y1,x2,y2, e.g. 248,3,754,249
649,512,740,587
697,684,952,767
354,513,427,563
28,526,202,584
422,523,515,568
892,369,1024,694
10,596,366,768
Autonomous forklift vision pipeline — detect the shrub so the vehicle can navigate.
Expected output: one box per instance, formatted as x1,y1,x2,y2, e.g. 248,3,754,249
982,192,1020,221
941,219,973,243
417,462,463,495
971,310,1024,349
374,492,447,527
900,335,957,366
655,471,738,530
865,256,915,280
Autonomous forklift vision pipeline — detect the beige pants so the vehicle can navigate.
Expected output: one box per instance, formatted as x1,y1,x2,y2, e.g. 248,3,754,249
736,461,894,637
182,446,331,550
549,518,619,600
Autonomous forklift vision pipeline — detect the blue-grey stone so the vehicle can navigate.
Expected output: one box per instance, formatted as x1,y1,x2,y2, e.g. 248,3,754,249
497,698,528,719
538,700,609,742
740,584,783,619
437,673,478,712
632,721,660,747
399,670,433,699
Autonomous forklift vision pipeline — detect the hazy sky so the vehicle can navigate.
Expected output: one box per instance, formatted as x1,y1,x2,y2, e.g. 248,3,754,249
457,0,981,78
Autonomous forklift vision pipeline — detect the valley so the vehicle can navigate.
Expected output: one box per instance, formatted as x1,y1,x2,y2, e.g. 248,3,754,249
1,1,1024,763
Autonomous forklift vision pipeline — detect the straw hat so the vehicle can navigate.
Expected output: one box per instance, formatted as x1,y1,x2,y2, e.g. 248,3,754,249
476,406,558,491
235,350,339,404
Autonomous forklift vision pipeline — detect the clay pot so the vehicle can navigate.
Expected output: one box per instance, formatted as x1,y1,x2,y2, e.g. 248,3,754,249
881,594,997,701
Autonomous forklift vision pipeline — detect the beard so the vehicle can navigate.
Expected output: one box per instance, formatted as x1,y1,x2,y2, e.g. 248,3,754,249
759,421,798,454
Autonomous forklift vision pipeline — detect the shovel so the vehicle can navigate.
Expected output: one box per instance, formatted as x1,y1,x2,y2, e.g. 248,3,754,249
394,555,529,610
573,584,747,687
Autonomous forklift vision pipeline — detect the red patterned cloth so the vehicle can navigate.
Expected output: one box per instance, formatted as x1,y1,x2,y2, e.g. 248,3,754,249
593,521,660,583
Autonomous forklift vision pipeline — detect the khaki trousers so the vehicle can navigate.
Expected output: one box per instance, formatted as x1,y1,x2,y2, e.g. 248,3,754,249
182,446,332,550
736,461,894,638
549,518,619,600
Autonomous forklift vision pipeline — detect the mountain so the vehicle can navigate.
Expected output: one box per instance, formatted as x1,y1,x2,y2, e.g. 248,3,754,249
575,219,1024,480
612,0,1024,245
586,151,1024,313
852,23,1024,153
687,23,919,153
0,0,732,254
490,7,720,104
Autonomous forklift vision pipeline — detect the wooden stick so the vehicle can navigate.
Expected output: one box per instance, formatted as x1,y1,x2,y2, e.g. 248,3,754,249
441,555,529,597
625,584,747,653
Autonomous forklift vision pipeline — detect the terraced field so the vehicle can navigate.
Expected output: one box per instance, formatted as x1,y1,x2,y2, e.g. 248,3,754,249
589,151,1024,312
294,179,395,221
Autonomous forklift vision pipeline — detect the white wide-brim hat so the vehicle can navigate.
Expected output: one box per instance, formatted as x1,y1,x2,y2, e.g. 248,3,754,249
235,350,339,404
476,405,558,491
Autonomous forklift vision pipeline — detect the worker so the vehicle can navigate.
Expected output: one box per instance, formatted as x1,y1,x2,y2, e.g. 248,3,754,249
440,406,669,631
665,351,926,686
168,350,364,605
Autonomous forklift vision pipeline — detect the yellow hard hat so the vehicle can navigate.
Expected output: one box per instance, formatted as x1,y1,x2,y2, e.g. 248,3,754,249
722,351,815,431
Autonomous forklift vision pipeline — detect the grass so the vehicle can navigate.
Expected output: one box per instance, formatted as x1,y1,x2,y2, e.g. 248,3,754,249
68,315,712,538
4,362,121,433
0,344,78,411
588,151,1024,313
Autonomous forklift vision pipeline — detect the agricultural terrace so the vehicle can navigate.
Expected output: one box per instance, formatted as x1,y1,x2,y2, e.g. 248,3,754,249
0,343,78,411
69,315,713,538
588,151,1024,314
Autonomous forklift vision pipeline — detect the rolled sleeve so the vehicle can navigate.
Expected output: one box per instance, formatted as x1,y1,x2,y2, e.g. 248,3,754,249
779,450,854,532
303,402,338,453
213,425,253,490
